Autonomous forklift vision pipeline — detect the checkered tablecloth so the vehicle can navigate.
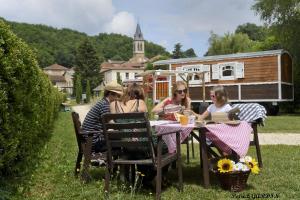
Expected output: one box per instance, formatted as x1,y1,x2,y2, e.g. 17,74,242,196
155,123,194,153
205,121,253,157
154,121,253,157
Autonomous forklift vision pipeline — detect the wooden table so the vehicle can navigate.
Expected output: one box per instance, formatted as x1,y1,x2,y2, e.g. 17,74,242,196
152,121,211,188
190,126,210,188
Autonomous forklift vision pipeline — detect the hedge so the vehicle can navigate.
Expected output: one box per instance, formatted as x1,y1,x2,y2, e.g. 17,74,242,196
0,20,63,174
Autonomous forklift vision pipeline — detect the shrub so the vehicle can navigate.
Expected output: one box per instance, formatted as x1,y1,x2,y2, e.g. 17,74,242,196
86,80,91,103
0,19,63,175
75,74,82,104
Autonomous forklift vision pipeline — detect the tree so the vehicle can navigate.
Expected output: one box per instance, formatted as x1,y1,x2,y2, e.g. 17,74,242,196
75,74,82,104
172,43,185,58
184,48,197,57
205,32,257,56
75,39,102,91
235,23,267,41
253,0,300,107
86,80,91,103
110,54,124,61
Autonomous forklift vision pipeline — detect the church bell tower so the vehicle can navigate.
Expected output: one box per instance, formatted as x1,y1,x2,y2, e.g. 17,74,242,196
133,23,145,61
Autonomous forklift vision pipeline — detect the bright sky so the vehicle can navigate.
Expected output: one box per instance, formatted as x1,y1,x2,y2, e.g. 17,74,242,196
0,0,262,56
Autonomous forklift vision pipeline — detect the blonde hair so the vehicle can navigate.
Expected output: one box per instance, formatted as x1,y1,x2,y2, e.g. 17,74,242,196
121,83,145,105
172,81,189,108
211,85,228,106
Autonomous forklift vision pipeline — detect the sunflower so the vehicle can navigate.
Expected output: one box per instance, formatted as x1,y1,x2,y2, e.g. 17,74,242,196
217,158,233,173
246,158,260,174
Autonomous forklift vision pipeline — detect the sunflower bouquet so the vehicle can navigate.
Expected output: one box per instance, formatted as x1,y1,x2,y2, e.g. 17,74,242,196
217,156,260,174
214,156,260,192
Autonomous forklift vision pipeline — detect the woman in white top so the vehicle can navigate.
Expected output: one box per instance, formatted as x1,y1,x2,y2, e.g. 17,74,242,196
198,85,232,120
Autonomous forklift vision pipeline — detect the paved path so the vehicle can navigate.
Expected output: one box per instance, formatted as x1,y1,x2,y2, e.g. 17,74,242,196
71,105,300,145
72,104,91,122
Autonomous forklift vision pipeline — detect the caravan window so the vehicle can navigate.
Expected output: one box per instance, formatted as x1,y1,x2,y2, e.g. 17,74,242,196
222,65,234,77
215,62,244,80
177,64,210,84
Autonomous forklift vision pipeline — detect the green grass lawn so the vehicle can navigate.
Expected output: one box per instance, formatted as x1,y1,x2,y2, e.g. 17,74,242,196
259,115,300,133
1,112,299,200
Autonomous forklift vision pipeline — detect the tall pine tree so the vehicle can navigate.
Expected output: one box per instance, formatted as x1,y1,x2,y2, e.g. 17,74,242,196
75,74,82,104
172,43,185,59
75,39,102,91
86,80,91,103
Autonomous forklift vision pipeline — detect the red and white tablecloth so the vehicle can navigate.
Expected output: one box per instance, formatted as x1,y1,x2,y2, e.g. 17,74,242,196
205,121,253,157
154,123,194,153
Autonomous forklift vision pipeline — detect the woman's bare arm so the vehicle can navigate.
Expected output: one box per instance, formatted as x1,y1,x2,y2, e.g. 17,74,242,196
151,98,169,114
138,100,148,112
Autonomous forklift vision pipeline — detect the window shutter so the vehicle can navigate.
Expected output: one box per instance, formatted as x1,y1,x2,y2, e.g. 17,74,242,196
203,65,211,82
212,64,220,80
235,62,244,78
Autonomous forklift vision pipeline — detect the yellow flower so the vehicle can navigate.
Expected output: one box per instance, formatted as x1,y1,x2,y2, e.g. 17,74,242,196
246,158,260,174
217,158,233,173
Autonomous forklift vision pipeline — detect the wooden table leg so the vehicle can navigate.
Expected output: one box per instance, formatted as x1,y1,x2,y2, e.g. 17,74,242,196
199,129,210,188
191,128,210,188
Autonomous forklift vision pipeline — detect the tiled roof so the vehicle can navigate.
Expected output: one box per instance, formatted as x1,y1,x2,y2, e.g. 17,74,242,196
44,63,69,70
100,61,144,73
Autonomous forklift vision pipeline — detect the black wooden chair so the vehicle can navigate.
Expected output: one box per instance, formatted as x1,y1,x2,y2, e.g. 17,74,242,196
71,112,106,182
101,112,183,200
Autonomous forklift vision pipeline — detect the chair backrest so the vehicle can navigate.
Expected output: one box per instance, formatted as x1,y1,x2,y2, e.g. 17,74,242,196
101,112,155,163
71,112,83,152
232,103,267,124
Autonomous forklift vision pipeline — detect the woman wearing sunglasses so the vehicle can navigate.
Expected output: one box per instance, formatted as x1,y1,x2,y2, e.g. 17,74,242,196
152,81,191,121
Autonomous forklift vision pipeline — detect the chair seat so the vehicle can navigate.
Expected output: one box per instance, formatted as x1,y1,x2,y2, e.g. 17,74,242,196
113,153,177,167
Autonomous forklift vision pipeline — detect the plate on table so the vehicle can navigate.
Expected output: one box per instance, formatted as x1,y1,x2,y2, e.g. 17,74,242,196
204,120,241,125
224,120,240,125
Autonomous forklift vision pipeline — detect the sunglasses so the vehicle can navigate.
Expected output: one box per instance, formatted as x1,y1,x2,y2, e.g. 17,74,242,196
176,89,187,94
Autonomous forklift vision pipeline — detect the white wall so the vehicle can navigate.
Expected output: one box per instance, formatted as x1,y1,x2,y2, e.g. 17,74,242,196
104,69,143,83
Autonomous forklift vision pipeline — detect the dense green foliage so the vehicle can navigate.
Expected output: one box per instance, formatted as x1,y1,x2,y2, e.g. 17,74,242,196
75,74,82,104
0,19,63,174
2,18,169,68
205,32,258,56
184,48,197,57
86,80,91,103
172,43,197,58
235,23,267,41
205,23,282,56
253,0,300,107
75,39,101,90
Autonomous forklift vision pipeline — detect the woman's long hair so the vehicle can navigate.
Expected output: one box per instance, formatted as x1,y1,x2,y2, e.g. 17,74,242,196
172,81,189,108
121,83,145,105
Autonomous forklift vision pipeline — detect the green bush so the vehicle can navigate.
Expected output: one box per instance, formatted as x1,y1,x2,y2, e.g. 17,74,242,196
0,19,63,175
86,80,91,103
75,74,82,104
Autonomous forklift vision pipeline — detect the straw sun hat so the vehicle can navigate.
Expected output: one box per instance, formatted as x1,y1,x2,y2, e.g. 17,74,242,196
104,81,123,95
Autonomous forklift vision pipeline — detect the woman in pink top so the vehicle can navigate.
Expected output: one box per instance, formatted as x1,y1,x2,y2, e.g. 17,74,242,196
152,81,191,121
